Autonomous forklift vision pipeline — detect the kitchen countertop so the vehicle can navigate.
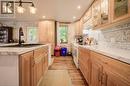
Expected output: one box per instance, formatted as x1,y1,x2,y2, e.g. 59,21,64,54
0,43,49,55
77,44,130,64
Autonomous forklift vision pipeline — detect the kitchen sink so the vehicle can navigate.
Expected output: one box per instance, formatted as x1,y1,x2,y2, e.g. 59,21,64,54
0,44,43,48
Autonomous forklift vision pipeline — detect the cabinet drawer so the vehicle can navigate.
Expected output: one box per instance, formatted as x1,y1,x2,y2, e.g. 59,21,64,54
79,47,90,54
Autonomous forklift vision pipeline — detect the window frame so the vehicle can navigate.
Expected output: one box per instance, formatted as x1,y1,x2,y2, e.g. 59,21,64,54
59,24,68,44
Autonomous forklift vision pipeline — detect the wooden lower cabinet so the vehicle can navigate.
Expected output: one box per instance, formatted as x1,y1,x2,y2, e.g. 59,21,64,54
79,47,130,86
19,46,48,86
103,68,129,86
19,51,33,86
91,60,102,86
79,47,91,85
90,51,130,86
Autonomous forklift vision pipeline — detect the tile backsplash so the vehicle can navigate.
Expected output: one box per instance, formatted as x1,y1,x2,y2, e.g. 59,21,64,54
89,22,130,50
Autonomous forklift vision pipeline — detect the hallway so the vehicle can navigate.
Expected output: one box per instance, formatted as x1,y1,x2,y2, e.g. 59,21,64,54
39,56,88,86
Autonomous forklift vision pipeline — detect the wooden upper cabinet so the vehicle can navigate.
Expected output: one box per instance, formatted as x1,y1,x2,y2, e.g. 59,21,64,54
39,21,55,44
100,0,110,25
74,21,82,35
79,19,83,35
92,0,101,27
83,7,92,23
81,0,130,29
111,0,130,22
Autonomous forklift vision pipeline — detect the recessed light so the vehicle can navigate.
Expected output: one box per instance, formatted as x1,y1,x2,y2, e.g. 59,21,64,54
84,16,87,20
77,5,81,9
73,16,76,19
42,16,46,19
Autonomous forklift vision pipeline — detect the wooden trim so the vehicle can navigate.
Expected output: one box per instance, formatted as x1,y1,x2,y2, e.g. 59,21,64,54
93,17,130,30
55,21,57,46
39,19,56,22
57,21,71,24
19,55,22,86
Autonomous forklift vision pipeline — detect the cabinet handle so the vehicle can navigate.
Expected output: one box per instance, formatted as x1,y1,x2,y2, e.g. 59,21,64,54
98,66,103,82
101,72,107,86
32,58,35,67
98,69,102,82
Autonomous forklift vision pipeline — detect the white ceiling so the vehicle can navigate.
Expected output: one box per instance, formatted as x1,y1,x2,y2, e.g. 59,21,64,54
0,0,94,22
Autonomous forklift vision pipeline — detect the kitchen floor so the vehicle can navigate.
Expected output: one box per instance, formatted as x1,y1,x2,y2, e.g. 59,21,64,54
39,56,88,86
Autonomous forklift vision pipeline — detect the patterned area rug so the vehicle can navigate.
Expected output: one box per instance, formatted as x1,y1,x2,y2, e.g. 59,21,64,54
49,56,88,86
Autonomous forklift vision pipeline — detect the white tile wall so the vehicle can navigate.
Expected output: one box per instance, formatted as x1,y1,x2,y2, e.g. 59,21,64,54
92,22,130,50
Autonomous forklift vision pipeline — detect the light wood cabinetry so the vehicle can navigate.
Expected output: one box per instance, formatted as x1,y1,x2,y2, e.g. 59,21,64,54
19,46,48,86
74,21,82,35
81,0,130,29
100,0,110,25
111,0,130,22
78,47,130,86
83,7,92,23
19,51,33,86
32,46,48,86
39,21,55,55
79,47,91,85
79,19,83,34
92,0,101,27
91,61,102,86
90,51,130,86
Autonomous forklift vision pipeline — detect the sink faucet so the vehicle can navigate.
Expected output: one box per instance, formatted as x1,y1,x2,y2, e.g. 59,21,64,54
19,27,24,45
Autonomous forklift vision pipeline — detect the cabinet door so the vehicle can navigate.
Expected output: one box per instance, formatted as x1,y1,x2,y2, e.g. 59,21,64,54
101,0,109,24
92,0,101,27
91,60,103,86
19,51,33,86
32,63,37,86
74,21,81,35
112,0,130,22
103,69,130,86
79,47,91,85
83,7,92,23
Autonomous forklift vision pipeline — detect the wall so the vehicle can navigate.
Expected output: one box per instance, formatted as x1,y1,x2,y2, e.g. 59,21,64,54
86,22,130,50
0,21,38,43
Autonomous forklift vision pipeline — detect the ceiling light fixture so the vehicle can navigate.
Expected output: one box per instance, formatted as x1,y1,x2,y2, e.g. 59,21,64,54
42,16,46,19
15,0,36,14
73,16,76,19
29,3,36,14
77,5,81,9
17,2,24,14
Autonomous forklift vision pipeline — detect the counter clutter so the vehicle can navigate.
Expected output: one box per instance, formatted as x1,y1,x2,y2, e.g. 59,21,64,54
78,44,130,64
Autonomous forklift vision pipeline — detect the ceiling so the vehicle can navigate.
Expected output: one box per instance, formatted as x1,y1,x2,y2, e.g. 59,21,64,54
0,0,94,22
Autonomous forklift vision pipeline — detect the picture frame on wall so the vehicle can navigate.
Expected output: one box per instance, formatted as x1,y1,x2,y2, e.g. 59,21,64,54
1,1,14,14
